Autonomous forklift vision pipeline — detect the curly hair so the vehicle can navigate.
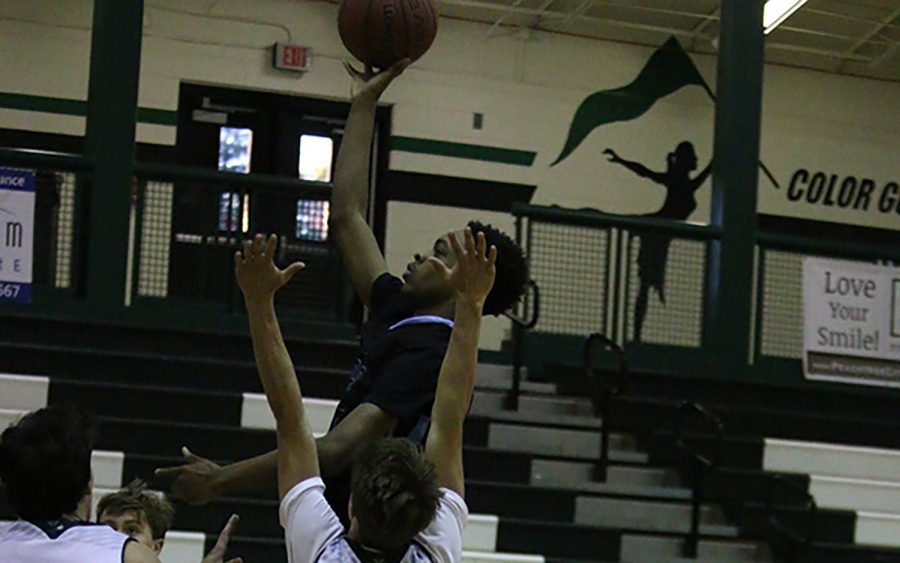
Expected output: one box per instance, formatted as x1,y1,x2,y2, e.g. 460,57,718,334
0,406,97,521
97,479,175,540
351,438,441,549
467,220,528,316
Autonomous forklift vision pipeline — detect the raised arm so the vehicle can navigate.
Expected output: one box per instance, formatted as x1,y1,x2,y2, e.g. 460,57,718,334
235,234,317,500
330,60,409,306
425,229,496,497
603,148,666,185
692,159,713,190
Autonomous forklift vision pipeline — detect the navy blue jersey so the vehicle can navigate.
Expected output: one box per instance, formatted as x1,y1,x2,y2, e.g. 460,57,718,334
324,273,452,523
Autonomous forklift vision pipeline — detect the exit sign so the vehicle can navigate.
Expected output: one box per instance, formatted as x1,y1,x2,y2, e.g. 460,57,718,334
273,43,312,72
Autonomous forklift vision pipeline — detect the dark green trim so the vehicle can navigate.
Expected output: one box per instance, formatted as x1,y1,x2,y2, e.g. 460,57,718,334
0,92,86,116
136,106,178,126
390,136,536,166
0,92,534,165
0,91,177,126
388,170,536,212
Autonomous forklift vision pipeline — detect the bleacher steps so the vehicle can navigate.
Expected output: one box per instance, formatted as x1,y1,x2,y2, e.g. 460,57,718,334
531,459,680,488
240,393,335,435
160,531,206,563
574,497,738,536
855,511,900,548
620,534,772,562
487,423,647,463
0,373,48,410
763,438,900,482
809,475,900,513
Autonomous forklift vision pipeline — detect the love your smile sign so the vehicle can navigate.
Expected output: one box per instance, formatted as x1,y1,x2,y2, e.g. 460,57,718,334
803,258,900,388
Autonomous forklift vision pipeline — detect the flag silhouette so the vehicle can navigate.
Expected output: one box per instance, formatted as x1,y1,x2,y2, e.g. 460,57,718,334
552,37,709,166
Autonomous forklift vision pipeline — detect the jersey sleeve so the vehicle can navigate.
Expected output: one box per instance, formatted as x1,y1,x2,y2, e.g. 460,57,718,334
416,488,468,563
279,477,344,563
369,273,404,317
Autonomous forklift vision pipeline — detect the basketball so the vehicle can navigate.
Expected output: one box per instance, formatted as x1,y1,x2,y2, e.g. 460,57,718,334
338,0,438,69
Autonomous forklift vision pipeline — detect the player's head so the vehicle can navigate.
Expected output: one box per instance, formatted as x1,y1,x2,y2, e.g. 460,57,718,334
348,438,441,549
402,221,527,316
0,406,97,521
97,479,175,554
667,141,698,173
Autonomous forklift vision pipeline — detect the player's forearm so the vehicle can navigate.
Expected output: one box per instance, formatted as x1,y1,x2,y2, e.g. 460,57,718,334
245,298,309,429
433,299,482,426
212,437,345,496
332,95,378,222
213,449,279,496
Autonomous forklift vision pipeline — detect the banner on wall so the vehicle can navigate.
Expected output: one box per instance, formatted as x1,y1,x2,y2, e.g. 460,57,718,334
803,258,900,388
0,168,35,304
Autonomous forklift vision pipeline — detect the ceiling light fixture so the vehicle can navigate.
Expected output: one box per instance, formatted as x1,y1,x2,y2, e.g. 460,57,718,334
763,0,808,34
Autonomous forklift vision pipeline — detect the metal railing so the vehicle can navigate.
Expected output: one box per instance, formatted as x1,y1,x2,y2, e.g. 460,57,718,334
673,401,724,558
766,474,817,563
584,332,628,482
130,162,347,326
512,203,720,349
503,279,540,410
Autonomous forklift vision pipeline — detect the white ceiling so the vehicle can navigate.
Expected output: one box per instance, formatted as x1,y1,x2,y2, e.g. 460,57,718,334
434,0,900,81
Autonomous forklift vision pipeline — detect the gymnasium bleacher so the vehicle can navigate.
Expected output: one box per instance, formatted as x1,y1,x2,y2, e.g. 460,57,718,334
2,318,899,562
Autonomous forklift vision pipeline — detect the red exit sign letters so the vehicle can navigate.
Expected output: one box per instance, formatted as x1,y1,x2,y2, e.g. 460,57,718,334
273,43,312,72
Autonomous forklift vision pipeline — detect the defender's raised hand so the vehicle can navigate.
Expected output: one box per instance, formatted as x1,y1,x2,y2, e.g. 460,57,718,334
429,228,497,310
234,234,304,303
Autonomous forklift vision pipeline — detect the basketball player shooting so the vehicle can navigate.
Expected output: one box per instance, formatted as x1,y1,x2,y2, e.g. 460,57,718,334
155,62,527,524
235,229,494,561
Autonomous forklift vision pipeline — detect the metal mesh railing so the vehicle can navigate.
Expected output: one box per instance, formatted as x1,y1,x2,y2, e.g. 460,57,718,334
136,180,173,298
625,234,706,347
527,222,609,335
514,205,719,348
758,250,805,359
131,163,348,323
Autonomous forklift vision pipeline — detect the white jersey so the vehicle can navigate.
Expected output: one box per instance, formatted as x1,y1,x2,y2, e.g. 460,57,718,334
0,519,131,563
280,477,467,563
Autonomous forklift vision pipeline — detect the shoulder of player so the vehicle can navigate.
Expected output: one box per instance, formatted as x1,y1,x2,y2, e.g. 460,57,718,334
124,539,160,563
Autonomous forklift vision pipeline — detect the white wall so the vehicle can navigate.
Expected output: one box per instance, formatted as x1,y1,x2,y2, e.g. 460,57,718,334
1,0,898,349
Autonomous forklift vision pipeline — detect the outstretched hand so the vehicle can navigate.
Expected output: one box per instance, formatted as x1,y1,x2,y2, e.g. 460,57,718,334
201,514,242,563
603,148,620,163
428,228,497,310
154,447,222,506
344,58,411,102
234,234,304,303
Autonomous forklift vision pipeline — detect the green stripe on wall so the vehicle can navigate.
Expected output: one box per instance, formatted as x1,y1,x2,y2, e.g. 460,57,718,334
391,136,536,167
0,92,534,164
0,92,177,126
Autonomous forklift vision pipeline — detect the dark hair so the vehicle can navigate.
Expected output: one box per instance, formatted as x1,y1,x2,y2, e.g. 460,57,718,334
351,438,441,549
0,406,97,521
97,479,175,540
467,220,528,316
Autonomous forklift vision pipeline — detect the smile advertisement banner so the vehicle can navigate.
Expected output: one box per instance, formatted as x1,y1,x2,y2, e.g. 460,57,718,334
803,258,900,388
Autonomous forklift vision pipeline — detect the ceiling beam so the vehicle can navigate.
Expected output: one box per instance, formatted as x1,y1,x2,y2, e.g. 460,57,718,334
841,2,900,58
487,0,528,35
688,5,720,49
563,0,594,27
